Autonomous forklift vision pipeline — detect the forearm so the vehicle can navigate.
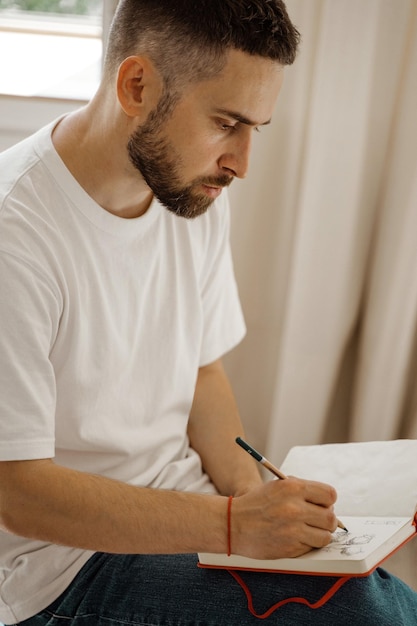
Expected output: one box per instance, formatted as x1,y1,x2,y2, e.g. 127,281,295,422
188,359,262,496
0,459,227,555
0,459,338,560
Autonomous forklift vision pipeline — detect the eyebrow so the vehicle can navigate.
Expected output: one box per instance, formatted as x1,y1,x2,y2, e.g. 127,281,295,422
215,108,272,127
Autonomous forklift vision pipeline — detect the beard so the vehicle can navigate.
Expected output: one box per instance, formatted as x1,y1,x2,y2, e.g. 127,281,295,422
127,109,232,219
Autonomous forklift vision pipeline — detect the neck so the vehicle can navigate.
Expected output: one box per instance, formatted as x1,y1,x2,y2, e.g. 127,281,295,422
52,98,153,219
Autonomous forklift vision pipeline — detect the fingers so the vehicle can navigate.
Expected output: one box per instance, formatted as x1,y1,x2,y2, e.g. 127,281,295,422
279,478,338,533
231,477,338,559
302,478,337,508
283,475,337,509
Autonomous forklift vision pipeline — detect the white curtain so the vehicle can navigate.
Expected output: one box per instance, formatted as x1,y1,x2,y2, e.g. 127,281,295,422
226,0,417,460
225,0,417,588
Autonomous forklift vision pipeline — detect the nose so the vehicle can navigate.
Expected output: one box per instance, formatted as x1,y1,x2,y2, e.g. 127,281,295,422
218,131,252,179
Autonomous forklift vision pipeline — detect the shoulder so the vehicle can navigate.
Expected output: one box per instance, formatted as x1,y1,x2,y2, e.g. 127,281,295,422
0,136,40,206
0,121,58,214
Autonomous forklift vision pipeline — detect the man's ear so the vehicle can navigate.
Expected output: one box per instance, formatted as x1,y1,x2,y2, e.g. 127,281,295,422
116,55,163,120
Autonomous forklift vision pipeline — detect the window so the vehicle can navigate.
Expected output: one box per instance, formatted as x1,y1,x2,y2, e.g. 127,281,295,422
0,0,116,100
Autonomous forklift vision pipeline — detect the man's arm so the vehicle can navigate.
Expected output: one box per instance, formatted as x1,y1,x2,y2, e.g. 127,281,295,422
187,358,263,496
187,358,340,559
0,456,337,559
0,359,338,560
0,458,227,554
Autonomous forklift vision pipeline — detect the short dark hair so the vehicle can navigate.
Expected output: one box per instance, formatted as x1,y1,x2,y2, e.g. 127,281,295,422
103,0,300,90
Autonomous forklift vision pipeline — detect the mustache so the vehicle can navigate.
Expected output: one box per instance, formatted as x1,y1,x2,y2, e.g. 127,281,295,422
197,174,234,188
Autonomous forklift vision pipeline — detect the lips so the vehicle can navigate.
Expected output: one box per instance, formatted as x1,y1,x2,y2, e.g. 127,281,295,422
201,184,223,199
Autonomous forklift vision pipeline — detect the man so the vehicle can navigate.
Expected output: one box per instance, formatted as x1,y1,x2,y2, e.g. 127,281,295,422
0,1,416,624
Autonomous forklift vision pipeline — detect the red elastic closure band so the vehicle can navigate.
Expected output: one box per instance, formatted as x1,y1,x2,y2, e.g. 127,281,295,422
227,495,233,556
227,570,352,619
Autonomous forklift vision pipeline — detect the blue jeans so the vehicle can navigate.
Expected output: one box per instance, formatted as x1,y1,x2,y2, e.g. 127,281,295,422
15,552,417,625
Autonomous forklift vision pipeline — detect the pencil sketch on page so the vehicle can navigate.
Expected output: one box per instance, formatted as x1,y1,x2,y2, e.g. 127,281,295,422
316,517,409,558
323,530,375,557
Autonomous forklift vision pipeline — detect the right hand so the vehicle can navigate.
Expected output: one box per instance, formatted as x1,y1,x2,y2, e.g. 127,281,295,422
230,476,338,559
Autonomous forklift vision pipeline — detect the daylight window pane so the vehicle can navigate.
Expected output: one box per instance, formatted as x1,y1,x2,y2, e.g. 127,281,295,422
0,1,102,19
0,1,103,99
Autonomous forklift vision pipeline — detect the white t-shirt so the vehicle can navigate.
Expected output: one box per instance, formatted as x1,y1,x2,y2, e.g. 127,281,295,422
0,120,246,624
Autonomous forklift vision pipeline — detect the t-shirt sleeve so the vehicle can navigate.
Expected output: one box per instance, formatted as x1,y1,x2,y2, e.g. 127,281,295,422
198,192,246,366
0,252,59,460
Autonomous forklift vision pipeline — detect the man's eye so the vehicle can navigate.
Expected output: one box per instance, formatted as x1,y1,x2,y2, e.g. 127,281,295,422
219,121,237,132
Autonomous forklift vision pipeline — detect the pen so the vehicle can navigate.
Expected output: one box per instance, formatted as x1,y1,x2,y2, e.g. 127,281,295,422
236,436,348,532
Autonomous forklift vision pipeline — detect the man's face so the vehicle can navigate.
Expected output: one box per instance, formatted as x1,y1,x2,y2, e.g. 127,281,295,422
128,49,284,218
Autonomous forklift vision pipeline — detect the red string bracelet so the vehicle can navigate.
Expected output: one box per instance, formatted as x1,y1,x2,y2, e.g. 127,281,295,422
227,495,233,556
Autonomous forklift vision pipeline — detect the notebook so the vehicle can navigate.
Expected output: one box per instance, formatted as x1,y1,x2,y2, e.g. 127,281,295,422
199,440,417,577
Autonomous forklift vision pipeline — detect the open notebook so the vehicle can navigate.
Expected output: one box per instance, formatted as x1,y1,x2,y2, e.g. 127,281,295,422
199,440,417,577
